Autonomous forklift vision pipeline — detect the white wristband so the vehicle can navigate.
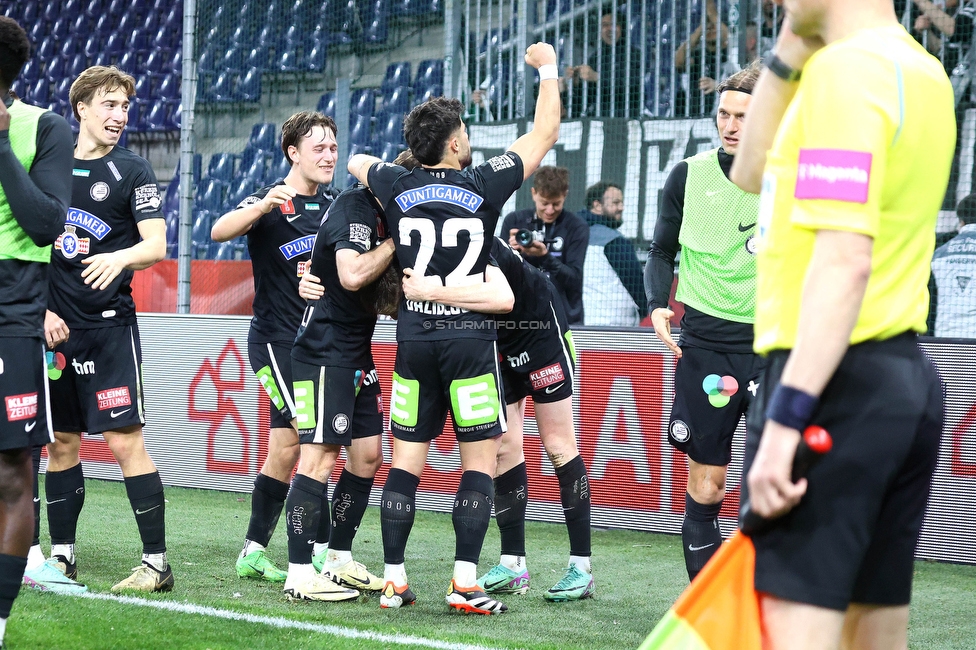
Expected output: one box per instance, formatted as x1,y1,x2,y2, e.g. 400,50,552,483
538,64,558,81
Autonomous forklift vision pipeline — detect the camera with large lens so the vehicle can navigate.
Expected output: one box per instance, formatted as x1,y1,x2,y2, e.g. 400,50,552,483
514,227,546,247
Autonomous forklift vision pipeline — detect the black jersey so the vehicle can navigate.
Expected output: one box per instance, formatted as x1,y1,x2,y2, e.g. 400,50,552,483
367,152,523,342
489,237,556,349
242,183,332,345
47,147,163,329
292,186,386,367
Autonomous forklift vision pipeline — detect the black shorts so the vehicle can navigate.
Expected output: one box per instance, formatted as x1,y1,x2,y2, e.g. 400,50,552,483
743,334,942,611
248,341,296,430
0,337,53,451
668,345,764,466
291,359,383,446
391,338,506,443
48,324,146,435
500,300,576,405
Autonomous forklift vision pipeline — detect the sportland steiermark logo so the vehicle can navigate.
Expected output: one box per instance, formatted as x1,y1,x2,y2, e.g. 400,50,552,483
46,351,67,380
702,374,737,408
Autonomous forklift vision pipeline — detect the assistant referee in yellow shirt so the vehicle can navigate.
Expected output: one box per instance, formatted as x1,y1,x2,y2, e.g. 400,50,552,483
729,1,956,649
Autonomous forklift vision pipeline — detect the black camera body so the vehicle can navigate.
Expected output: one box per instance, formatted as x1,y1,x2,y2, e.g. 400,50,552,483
514,227,546,247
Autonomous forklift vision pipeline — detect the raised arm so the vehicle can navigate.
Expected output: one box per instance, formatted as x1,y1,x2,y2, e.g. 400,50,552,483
507,42,561,181
211,184,297,242
401,265,514,313
348,154,383,188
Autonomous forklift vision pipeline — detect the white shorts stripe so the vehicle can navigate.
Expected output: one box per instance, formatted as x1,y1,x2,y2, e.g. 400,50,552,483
40,344,54,444
129,327,146,423
549,301,575,395
493,341,507,433
313,366,326,444
267,343,298,416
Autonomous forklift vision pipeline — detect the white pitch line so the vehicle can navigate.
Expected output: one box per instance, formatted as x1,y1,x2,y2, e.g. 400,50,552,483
78,592,511,650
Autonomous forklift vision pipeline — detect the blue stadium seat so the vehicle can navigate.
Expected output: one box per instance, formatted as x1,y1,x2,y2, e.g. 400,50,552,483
40,1,59,23
239,146,262,174
413,59,443,94
27,22,45,44
220,47,248,75
362,0,390,46
350,88,376,118
237,68,261,103
305,41,327,73
102,32,125,57
134,74,153,99
226,177,256,208
245,47,271,73
242,156,267,185
60,34,82,59
207,153,237,183
381,61,411,93
19,2,39,24
209,72,236,103
392,0,441,17
316,92,336,119
128,28,150,52
290,0,319,32
28,78,50,106
379,85,410,115
191,211,214,259
213,241,241,261
70,14,91,36
51,77,72,103
44,57,66,82
195,180,227,213
157,73,180,99
349,114,372,150
276,48,303,74
143,50,169,77
372,111,405,149
416,83,443,105
94,13,115,34
378,142,404,162
163,173,180,217
84,0,104,16
328,0,361,47
66,54,88,79
248,123,277,152
143,101,171,131
106,0,130,17
92,51,119,69
151,26,179,52
63,0,83,13
20,59,40,85
36,37,59,63
171,48,183,75
256,25,278,50
271,154,291,181
116,10,139,35
197,48,215,75
166,102,182,131
126,100,146,133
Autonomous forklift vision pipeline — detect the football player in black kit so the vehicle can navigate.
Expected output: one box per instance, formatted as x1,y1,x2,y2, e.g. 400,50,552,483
281,181,396,602
211,111,340,587
41,66,170,593
347,41,560,615
0,16,74,642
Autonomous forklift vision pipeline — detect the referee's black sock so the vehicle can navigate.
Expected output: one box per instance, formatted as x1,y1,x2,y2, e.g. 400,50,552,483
381,468,419,564
493,462,527,558
556,455,592,558
124,471,166,555
453,470,494,564
329,469,374,552
245,473,290,548
285,474,325,565
46,463,86,549
682,493,723,581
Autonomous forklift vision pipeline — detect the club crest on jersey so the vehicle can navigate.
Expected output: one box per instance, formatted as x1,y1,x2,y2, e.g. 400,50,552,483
66,208,111,240
55,225,90,259
279,235,316,260
393,184,484,213
90,181,110,201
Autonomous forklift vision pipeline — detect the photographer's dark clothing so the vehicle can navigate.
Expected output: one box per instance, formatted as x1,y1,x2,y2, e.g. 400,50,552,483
500,208,589,325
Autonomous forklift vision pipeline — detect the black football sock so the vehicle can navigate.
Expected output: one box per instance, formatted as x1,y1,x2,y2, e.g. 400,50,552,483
493,462,527,557
31,446,41,547
245,473,290,548
0,554,27,619
124,472,166,555
329,469,374,552
555,455,591,557
285,474,325,565
381,468,419,565
682,493,723,581
453,470,494,564
46,463,85,547
316,482,332,548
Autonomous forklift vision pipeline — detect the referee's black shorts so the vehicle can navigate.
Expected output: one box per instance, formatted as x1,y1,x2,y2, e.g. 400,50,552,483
743,333,942,611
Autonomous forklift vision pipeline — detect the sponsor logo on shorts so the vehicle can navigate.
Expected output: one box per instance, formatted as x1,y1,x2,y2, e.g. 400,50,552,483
670,419,690,443
507,351,529,368
702,374,738,408
90,181,110,201
97,386,132,411
46,351,66,381
110,408,132,418
393,184,484,214
795,149,872,204
333,413,350,434
66,208,111,240
530,363,564,390
72,358,95,375
544,383,564,395
5,393,37,422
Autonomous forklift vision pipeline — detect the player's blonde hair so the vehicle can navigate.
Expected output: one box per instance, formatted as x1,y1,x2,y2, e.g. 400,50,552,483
69,66,136,120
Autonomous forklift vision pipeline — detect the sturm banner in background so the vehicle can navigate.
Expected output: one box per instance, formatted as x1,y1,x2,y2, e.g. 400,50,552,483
59,315,976,566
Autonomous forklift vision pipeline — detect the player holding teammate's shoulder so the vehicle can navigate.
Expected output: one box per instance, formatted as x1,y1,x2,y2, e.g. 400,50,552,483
347,42,561,615
42,65,170,593
730,1,955,648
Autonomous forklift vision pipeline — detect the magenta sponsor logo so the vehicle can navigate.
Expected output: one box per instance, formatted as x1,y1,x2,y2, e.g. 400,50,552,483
795,149,872,204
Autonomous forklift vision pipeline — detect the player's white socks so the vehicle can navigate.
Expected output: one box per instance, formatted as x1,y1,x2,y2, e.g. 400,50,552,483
26,544,45,570
312,542,328,558
384,563,407,586
51,544,74,565
499,554,525,572
569,555,591,573
143,552,168,572
325,549,352,569
288,563,315,580
0,616,6,645
241,540,265,558
453,560,478,587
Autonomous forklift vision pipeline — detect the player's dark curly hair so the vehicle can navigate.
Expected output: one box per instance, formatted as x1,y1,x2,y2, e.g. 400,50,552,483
532,166,570,199
403,97,464,166
585,180,621,211
0,17,31,90
281,111,338,161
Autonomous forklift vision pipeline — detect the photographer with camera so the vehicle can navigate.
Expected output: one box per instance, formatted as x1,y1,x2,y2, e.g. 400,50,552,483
500,166,589,326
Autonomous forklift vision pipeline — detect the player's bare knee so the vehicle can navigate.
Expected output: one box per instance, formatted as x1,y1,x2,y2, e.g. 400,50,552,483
48,434,81,468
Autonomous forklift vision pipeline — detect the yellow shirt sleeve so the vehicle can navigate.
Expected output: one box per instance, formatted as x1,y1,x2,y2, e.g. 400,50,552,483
788,47,899,238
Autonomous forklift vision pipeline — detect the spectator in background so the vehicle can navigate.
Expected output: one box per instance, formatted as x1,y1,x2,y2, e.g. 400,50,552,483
563,10,645,118
500,166,589,326
910,0,975,76
758,0,785,60
580,182,644,326
745,22,760,63
932,193,976,337
675,2,734,116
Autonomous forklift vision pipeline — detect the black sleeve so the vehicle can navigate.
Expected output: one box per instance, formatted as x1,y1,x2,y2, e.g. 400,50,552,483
499,211,519,238
0,110,73,246
331,193,376,254
129,159,164,223
604,236,646,314
366,162,406,209
476,152,524,213
537,214,587,295
645,160,687,313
